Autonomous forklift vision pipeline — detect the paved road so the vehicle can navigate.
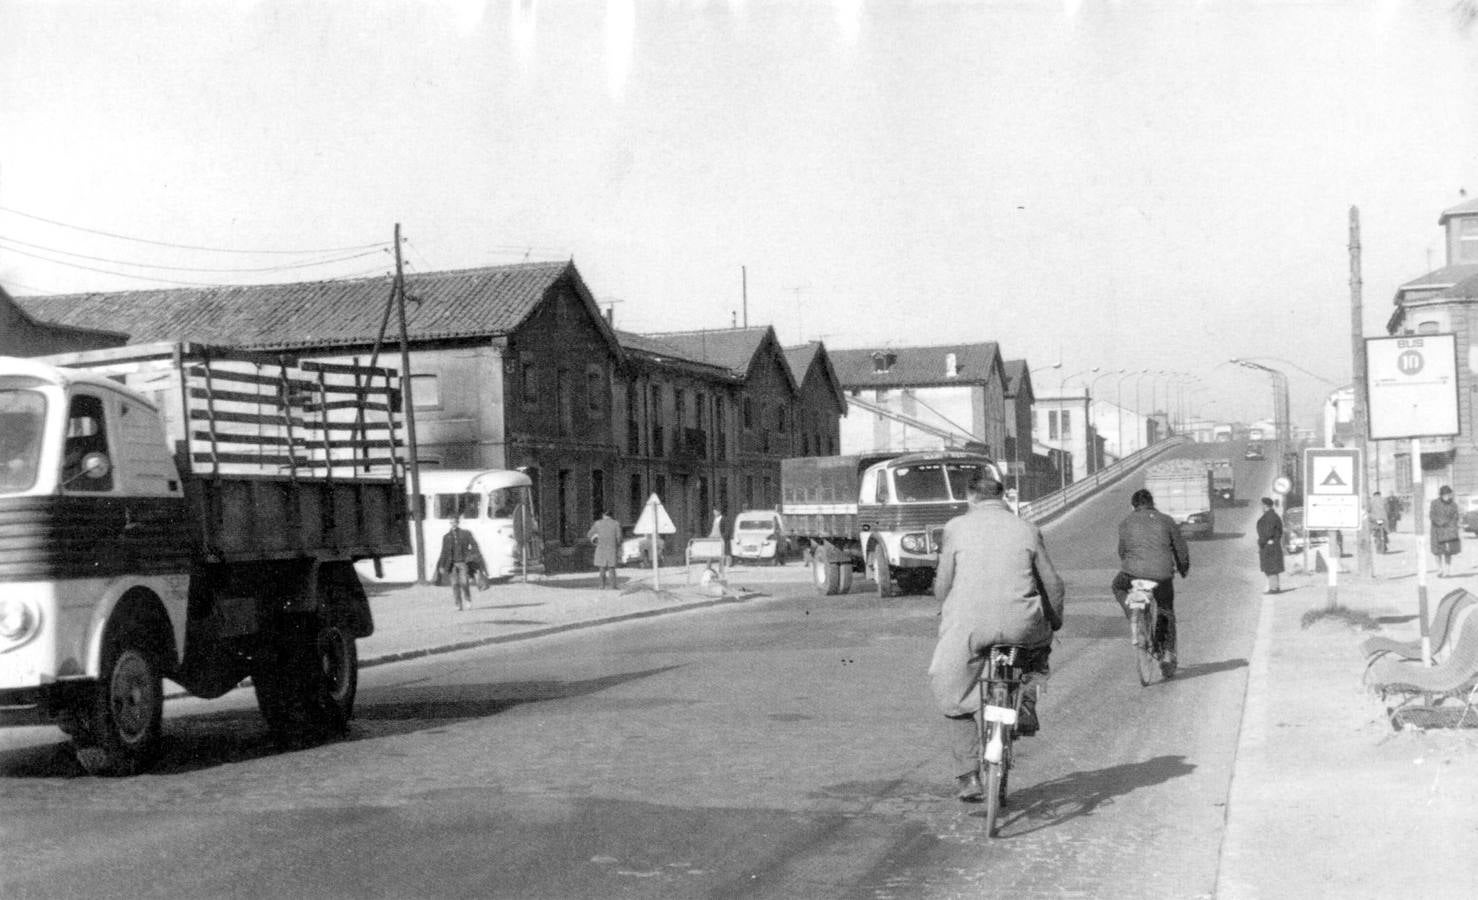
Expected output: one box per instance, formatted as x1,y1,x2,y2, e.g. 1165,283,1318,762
0,444,1269,899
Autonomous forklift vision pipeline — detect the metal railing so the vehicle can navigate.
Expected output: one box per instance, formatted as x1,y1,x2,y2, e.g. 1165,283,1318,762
1018,436,1189,525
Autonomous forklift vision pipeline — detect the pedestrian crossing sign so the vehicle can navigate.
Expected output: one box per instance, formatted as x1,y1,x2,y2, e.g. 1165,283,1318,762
1304,448,1361,529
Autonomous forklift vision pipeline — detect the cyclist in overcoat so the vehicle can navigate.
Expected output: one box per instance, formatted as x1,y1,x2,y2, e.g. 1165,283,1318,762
927,474,1064,801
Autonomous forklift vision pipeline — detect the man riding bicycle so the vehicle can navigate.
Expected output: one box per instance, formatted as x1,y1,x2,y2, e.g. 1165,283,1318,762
928,474,1065,802
1113,488,1190,667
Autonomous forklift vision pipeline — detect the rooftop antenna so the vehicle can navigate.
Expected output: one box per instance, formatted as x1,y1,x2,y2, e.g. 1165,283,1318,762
741,266,748,328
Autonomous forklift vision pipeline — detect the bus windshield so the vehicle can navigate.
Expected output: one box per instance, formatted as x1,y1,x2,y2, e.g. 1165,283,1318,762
0,390,46,494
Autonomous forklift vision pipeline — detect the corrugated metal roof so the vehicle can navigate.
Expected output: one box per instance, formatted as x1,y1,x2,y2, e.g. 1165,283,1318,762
14,261,578,350
829,342,1002,388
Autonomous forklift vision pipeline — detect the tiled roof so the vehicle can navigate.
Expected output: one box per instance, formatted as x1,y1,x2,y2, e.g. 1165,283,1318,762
1004,359,1029,395
1438,197,1478,225
637,327,774,378
615,329,736,379
784,341,847,413
1395,264,1478,301
783,342,821,382
14,261,588,351
829,342,1002,388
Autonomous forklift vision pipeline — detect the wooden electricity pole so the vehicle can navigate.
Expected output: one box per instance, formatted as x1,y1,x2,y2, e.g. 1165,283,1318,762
1351,206,1372,578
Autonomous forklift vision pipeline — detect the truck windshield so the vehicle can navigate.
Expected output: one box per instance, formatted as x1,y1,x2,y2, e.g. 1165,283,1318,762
0,390,47,494
891,461,993,503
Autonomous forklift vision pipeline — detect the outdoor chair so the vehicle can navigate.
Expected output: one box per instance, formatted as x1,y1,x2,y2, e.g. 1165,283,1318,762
1366,603,1478,730
1360,588,1478,664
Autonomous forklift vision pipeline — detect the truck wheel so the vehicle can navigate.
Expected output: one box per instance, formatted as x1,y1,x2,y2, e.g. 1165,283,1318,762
254,615,358,747
812,555,840,595
836,562,854,594
75,628,165,776
871,546,894,598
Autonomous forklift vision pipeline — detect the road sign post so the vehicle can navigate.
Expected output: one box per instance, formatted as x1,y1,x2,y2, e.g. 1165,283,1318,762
1366,333,1460,665
634,493,677,590
1304,448,1361,610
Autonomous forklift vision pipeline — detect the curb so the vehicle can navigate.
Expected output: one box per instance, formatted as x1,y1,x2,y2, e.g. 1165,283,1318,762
358,591,749,669
1212,591,1276,899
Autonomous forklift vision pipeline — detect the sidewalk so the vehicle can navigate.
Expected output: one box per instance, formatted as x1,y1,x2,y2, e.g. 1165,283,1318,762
357,562,784,668
1217,531,1478,898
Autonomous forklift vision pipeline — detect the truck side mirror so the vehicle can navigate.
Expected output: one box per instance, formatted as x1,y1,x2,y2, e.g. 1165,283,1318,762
81,452,112,480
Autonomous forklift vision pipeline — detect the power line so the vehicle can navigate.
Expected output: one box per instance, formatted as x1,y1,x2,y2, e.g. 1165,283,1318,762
0,204,390,255
0,234,388,273
0,242,392,289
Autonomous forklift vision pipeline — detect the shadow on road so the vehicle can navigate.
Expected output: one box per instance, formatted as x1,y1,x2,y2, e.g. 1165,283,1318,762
1165,657,1248,682
0,666,679,779
984,754,1196,836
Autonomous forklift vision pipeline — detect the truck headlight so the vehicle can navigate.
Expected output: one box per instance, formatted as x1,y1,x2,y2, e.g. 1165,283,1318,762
900,533,928,553
0,597,38,643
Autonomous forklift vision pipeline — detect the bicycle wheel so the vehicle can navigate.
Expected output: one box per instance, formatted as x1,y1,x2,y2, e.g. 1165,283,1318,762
982,682,1013,838
1134,600,1159,687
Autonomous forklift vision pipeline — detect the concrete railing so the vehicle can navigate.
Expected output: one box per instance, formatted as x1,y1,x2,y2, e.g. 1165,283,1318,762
1018,436,1190,525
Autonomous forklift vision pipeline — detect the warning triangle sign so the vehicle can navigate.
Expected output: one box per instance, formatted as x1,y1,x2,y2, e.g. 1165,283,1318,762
1320,469,1347,487
633,494,677,535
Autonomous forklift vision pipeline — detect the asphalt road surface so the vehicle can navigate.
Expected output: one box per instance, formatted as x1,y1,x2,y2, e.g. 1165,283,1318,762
0,444,1272,899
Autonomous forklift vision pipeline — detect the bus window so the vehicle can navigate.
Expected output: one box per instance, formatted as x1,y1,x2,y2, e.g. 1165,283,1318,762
434,492,480,519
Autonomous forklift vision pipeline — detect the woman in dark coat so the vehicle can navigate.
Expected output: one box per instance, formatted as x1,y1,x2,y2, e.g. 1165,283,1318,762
1430,485,1462,577
1255,497,1284,594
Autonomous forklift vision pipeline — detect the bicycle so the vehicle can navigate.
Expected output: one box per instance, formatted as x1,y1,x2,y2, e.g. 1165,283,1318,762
976,644,1030,838
1126,578,1176,685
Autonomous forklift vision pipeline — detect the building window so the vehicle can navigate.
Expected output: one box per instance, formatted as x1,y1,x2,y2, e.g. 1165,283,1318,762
520,354,538,406
714,395,727,461
1048,410,1059,441
651,384,665,456
591,469,605,518
626,381,640,455
1460,217,1478,264
586,367,605,418
743,397,753,430
557,369,573,435
629,474,643,521
1061,410,1072,441
410,373,441,410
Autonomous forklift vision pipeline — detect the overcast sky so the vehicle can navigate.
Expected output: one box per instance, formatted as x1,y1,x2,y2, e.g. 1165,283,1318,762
4,1,1478,427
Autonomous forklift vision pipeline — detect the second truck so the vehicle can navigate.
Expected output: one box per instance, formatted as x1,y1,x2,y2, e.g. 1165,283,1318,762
779,450,1007,597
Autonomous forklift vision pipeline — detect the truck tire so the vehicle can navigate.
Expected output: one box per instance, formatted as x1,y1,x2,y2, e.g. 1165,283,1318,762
74,627,165,776
254,614,358,747
871,545,894,598
836,562,854,594
812,555,841,595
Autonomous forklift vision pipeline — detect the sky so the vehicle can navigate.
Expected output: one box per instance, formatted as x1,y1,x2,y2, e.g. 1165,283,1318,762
4,0,1478,429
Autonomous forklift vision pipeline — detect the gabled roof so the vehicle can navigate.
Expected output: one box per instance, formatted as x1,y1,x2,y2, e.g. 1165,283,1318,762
615,329,737,381
829,342,1004,389
1003,359,1032,398
1394,264,1478,300
13,261,621,355
1438,197,1478,226
2,284,128,343
638,326,797,393
784,341,847,415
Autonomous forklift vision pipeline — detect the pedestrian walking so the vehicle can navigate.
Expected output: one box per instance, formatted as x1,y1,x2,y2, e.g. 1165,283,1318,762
436,515,485,611
1384,492,1402,534
588,511,622,589
1430,485,1462,577
1256,497,1284,594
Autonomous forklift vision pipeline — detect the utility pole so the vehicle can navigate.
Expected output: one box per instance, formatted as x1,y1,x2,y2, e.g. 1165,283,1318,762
1351,206,1372,578
394,224,426,582
741,266,748,328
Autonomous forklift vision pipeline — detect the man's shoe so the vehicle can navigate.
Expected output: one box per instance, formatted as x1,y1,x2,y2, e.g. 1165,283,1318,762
955,771,985,802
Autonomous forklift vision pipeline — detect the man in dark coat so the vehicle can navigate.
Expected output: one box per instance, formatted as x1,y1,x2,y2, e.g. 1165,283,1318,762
1256,497,1284,594
1384,492,1402,533
1113,488,1191,664
587,511,622,589
928,474,1065,803
436,515,484,611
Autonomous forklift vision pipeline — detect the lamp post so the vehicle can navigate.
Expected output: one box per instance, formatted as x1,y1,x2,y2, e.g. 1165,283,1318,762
1058,367,1100,490
1087,368,1125,471
1231,359,1291,449
1133,369,1166,454
1115,368,1148,460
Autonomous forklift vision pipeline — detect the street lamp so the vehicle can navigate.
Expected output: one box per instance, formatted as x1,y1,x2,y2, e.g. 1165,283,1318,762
1133,369,1167,453
1115,368,1148,460
1087,368,1126,470
1058,367,1099,489
1231,359,1291,448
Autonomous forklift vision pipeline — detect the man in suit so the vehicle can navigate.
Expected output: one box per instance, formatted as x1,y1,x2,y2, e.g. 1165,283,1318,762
927,473,1065,802
436,515,484,611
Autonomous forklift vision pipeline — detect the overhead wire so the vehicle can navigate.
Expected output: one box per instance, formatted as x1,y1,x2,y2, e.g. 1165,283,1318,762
0,204,390,255
0,234,388,273
0,243,394,289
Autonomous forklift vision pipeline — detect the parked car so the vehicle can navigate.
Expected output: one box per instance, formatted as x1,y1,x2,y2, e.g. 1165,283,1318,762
1463,495,1478,536
621,528,665,565
1244,443,1266,461
729,509,793,564
1282,506,1343,556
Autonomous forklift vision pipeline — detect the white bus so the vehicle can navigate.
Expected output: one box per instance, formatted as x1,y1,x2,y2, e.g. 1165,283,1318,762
356,468,542,583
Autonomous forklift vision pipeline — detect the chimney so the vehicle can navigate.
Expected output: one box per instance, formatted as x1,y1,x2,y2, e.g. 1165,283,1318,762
945,352,958,377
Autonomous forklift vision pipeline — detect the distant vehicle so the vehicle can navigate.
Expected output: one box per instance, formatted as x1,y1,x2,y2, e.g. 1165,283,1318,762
621,528,665,565
1144,458,1215,538
1244,443,1266,461
730,509,792,564
1209,459,1236,503
357,468,542,583
1282,507,1343,557
1463,495,1478,536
